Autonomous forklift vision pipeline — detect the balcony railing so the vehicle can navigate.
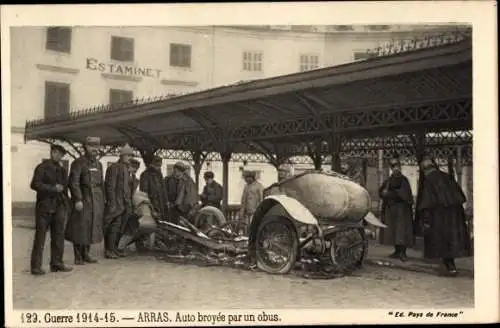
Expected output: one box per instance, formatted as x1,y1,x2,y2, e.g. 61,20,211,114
364,28,472,58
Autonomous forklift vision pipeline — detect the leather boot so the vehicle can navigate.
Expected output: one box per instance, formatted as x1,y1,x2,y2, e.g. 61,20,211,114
74,244,84,265
31,268,46,276
83,245,98,263
50,263,73,272
105,234,119,259
399,246,408,262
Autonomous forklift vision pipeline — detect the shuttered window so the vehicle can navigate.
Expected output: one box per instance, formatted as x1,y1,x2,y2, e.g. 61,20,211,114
44,82,70,119
299,54,319,72
110,36,134,62
169,43,192,68
109,89,133,105
46,27,72,53
242,52,263,72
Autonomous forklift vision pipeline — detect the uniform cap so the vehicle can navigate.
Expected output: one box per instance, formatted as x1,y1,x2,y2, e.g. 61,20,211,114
120,144,134,156
174,161,187,172
85,136,101,146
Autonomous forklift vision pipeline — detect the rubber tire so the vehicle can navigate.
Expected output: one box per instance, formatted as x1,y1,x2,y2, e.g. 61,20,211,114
193,206,227,232
255,215,299,275
327,227,367,273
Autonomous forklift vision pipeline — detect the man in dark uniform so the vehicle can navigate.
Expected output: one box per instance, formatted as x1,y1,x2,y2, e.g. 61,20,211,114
379,157,414,261
65,136,105,265
103,144,134,259
30,145,73,275
172,162,199,223
416,155,472,276
140,156,168,220
165,163,180,221
200,171,223,209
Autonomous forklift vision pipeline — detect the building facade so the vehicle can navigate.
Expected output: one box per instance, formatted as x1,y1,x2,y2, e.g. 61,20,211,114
10,25,467,206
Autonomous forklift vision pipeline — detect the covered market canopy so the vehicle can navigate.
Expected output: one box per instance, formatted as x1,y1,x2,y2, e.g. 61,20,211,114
24,30,472,170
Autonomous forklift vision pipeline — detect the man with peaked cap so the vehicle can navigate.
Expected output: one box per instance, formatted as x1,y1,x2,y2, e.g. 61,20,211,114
379,156,414,261
416,155,472,276
65,136,105,265
200,171,223,209
171,161,199,223
103,144,135,259
29,144,73,275
140,155,168,220
239,170,264,234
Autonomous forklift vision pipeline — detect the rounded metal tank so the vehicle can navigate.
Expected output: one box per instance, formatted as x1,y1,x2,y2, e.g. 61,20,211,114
264,170,371,224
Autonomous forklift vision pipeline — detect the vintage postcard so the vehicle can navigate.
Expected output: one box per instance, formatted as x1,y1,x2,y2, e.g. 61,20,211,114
1,2,498,326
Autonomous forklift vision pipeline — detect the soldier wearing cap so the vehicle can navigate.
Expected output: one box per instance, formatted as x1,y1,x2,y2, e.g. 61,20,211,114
29,144,72,275
140,156,168,220
200,171,223,209
103,144,135,259
416,155,471,276
170,161,199,223
65,136,105,265
379,156,414,261
239,170,264,234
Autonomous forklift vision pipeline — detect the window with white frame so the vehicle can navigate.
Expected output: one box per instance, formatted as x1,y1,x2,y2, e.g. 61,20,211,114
242,51,263,72
299,54,319,72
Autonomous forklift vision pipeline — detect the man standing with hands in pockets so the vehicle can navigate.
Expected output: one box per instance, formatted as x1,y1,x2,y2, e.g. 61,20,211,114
30,145,73,275
65,136,105,265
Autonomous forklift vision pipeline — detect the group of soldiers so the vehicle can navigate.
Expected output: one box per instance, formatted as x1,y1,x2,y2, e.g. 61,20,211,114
29,136,232,275
29,135,471,278
378,156,472,277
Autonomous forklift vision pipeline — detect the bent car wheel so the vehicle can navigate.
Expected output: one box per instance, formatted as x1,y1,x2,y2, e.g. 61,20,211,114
325,227,367,273
193,206,227,233
255,215,299,275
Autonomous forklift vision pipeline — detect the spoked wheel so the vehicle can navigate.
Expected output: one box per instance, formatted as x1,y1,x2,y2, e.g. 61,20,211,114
255,216,299,274
322,227,367,274
193,206,227,234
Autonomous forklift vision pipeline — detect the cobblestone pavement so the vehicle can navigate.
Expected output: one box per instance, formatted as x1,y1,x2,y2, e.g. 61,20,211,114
11,227,474,310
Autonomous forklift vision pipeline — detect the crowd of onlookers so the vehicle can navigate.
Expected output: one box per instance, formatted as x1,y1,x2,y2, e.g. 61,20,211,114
29,136,472,277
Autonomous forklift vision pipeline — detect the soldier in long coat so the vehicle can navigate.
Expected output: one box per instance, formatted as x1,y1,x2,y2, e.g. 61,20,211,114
140,156,168,220
379,157,414,261
172,162,199,223
103,145,134,259
65,136,105,265
416,156,472,276
30,145,73,275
